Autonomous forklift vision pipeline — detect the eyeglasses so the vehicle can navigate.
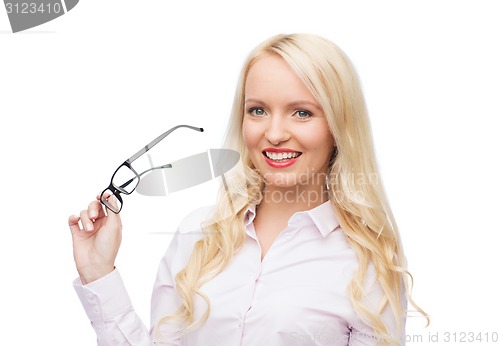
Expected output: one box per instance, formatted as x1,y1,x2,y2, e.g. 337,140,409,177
100,124,204,213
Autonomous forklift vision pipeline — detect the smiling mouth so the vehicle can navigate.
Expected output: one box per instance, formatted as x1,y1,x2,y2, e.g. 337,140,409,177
263,151,302,161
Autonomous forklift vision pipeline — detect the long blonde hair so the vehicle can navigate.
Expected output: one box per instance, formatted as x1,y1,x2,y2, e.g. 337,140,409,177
156,33,428,344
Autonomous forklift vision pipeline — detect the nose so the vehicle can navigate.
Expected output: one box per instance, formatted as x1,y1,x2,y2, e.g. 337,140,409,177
265,116,290,145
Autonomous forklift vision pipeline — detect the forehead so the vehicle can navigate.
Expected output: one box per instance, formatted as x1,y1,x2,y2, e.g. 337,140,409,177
245,55,315,102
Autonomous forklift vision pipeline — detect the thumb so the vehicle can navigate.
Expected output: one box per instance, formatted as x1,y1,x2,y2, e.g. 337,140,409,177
99,194,123,227
97,191,123,216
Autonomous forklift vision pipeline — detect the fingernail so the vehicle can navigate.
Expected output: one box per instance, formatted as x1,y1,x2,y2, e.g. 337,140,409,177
89,211,96,218
86,223,94,231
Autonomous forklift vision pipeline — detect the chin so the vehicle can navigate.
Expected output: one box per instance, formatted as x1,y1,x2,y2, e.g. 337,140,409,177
259,171,303,188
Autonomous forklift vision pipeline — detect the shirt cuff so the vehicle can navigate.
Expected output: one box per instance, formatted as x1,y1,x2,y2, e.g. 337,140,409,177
73,269,132,323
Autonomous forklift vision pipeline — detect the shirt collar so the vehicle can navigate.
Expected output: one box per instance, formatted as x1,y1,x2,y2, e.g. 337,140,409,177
305,200,341,238
244,204,257,227
243,200,340,238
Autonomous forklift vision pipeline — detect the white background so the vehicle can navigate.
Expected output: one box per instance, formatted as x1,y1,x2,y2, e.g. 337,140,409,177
1,1,499,345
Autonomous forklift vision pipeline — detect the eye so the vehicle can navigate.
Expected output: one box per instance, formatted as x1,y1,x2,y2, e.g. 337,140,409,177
249,107,266,116
294,110,312,119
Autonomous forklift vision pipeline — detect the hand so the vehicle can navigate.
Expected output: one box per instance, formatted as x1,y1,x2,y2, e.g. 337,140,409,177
68,194,122,284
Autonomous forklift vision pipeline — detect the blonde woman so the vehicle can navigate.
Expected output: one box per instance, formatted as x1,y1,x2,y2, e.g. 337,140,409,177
69,33,426,345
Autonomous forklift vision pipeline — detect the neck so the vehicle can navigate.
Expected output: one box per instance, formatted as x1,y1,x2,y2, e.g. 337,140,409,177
257,181,330,217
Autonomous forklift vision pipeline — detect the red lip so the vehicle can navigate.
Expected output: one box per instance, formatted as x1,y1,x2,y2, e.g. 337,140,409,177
262,148,302,169
263,147,301,153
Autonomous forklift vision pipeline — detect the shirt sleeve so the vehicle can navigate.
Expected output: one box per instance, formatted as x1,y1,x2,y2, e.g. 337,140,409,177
149,230,184,345
72,205,214,345
73,269,151,345
72,251,184,346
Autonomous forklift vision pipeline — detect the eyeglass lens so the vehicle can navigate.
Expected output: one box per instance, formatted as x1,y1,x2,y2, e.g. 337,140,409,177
112,165,140,194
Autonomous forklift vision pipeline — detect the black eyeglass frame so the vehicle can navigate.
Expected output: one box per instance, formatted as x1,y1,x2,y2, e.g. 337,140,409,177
100,124,204,213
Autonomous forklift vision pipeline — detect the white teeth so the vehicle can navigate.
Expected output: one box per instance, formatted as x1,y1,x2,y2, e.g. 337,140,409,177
265,151,300,161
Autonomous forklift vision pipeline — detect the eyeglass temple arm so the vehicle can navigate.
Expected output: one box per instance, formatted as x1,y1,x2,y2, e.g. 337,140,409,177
126,125,204,164
119,164,172,189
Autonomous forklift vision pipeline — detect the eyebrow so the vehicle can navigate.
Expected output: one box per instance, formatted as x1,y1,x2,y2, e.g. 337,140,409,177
244,98,322,110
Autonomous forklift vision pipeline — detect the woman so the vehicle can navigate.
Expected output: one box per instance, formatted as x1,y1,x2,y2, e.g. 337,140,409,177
69,33,426,345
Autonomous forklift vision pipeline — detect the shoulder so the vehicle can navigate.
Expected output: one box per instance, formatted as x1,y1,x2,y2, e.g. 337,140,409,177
171,204,215,255
327,226,359,265
176,205,216,234
330,226,378,281
160,205,216,275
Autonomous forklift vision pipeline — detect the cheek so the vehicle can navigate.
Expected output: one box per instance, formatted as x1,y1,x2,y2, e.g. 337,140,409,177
242,120,259,152
302,130,335,162
301,132,325,150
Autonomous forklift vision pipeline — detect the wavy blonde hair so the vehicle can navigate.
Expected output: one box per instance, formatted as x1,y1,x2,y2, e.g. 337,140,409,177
156,33,428,344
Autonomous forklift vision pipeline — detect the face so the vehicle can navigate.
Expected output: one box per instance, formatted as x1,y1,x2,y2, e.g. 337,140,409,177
242,54,335,189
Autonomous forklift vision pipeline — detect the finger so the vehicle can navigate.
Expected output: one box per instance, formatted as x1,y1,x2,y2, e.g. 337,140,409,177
104,195,122,224
95,193,122,226
79,210,94,232
96,190,111,200
88,200,106,220
97,191,120,214
105,194,119,210
68,215,81,233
